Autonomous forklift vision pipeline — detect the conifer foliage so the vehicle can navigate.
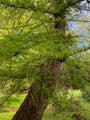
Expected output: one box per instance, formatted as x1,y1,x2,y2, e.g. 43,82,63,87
0,0,90,120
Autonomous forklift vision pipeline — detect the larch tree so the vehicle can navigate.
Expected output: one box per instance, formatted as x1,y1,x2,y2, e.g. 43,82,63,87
0,0,90,120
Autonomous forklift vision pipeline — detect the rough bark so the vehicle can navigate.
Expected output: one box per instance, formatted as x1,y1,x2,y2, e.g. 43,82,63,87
12,60,62,120
12,84,47,120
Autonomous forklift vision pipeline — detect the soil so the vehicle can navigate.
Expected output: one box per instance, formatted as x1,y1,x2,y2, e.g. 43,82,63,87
0,108,17,114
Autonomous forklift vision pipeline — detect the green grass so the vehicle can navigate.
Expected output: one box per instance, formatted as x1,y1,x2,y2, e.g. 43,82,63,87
0,94,25,120
0,112,15,120
0,94,25,112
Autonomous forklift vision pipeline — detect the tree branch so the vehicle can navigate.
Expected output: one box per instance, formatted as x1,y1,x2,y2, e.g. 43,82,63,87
0,0,86,16
0,90,17,107
0,1,53,15
19,13,34,34
70,20,90,22
0,23,39,29
58,46,90,63
81,8,90,11
70,46,90,57
64,0,85,10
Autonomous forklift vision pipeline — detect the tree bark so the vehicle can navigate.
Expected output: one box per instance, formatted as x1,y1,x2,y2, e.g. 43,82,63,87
12,1,65,120
12,60,62,120
12,84,47,120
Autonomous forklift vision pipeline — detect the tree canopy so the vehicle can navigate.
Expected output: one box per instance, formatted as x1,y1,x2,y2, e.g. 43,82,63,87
0,0,90,120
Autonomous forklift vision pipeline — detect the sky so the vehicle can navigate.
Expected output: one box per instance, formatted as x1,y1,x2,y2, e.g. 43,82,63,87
68,1,90,49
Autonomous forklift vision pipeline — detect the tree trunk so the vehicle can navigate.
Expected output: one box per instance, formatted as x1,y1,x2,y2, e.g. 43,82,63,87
12,84,47,120
12,60,62,120
12,1,65,119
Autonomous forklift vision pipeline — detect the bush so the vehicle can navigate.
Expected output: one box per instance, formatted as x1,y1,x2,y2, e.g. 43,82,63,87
82,86,90,102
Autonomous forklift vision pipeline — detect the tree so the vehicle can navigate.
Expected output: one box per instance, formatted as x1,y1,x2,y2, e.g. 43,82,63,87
0,0,90,120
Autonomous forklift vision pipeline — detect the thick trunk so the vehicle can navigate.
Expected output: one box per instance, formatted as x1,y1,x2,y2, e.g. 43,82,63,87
12,60,62,120
12,1,65,119
12,84,47,120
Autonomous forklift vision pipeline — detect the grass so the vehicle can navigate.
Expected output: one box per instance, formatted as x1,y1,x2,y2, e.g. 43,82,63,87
0,90,90,120
0,94,25,112
0,112,15,120
0,94,25,120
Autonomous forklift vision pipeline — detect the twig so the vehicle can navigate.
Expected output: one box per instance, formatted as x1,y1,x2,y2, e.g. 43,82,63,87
0,22,39,30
